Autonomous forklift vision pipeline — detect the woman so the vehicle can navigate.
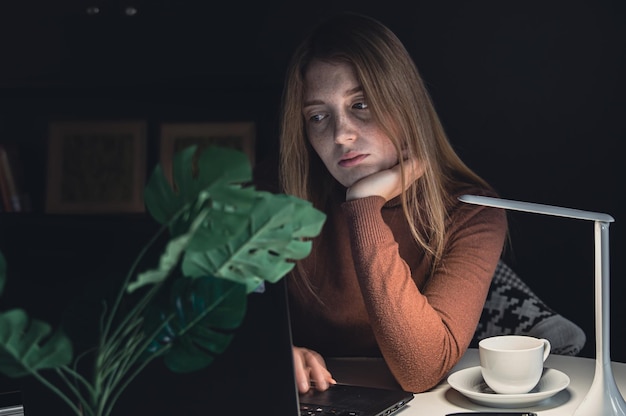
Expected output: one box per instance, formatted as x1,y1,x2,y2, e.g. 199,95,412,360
257,12,507,394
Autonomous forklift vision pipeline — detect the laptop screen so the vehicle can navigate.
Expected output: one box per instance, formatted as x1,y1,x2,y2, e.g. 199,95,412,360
120,279,302,415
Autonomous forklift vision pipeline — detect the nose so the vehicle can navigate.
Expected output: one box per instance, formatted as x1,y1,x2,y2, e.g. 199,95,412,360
333,113,357,144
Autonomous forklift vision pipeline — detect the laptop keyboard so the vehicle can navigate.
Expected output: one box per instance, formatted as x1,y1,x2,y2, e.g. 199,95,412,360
300,404,360,415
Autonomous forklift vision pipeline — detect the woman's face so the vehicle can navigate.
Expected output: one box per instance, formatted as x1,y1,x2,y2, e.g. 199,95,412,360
302,59,399,188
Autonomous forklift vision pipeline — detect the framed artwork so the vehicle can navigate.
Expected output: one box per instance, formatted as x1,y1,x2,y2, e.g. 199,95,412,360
46,120,147,214
159,122,256,181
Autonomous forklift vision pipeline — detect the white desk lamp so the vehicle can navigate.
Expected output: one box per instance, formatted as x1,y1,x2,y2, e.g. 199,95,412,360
459,194,626,416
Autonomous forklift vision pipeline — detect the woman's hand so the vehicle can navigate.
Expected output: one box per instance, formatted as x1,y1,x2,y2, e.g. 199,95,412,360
346,156,424,201
292,346,337,393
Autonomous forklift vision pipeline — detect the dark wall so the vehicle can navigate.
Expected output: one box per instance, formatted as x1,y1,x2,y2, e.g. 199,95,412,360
1,0,625,364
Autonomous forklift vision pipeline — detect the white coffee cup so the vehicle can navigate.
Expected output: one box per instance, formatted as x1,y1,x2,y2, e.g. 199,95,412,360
478,335,551,394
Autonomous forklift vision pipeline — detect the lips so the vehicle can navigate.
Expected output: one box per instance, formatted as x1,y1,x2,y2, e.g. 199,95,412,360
338,152,368,167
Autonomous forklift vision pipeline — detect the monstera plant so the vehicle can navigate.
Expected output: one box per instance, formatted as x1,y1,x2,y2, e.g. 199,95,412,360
0,145,326,416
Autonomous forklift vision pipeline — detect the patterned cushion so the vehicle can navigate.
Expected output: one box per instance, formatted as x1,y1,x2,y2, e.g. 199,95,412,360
471,260,586,356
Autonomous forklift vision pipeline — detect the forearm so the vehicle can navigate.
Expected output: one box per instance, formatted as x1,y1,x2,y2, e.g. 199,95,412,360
346,210,462,392
356,248,499,392
342,196,506,392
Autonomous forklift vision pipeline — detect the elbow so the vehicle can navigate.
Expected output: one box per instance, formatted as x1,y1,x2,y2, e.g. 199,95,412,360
395,369,447,393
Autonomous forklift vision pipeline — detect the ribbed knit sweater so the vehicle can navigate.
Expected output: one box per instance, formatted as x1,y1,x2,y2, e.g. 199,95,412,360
286,185,507,393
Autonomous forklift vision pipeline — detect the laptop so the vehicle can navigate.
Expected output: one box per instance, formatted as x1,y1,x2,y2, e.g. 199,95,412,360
20,278,413,415
0,391,22,416
241,280,415,416
280,280,415,416
299,382,414,416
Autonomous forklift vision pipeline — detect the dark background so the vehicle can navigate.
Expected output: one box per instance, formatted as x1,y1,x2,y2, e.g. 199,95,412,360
0,0,624,377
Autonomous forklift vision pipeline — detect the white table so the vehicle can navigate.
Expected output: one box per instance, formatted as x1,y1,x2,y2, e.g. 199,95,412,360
327,349,626,415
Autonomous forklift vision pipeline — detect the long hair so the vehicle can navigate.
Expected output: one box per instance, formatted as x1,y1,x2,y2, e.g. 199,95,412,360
279,13,493,288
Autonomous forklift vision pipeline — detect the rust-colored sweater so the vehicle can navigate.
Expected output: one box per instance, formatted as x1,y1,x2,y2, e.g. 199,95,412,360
287,186,507,393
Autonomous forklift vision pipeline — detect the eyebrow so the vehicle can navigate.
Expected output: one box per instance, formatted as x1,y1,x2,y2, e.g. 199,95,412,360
303,85,364,108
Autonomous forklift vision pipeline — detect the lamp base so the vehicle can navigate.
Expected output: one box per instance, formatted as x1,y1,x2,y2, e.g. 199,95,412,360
573,366,626,416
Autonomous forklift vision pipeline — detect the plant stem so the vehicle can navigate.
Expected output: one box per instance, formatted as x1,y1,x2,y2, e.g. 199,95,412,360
94,205,209,414
95,290,160,398
57,366,95,402
101,347,170,416
101,222,169,342
101,282,161,359
31,371,84,416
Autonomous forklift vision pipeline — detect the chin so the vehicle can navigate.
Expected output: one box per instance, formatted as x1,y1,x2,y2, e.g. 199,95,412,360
332,175,355,189
336,172,369,189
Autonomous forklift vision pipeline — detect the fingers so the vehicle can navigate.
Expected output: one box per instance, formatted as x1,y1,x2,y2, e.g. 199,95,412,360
385,156,425,198
292,346,311,393
399,155,425,183
292,346,337,393
346,157,424,201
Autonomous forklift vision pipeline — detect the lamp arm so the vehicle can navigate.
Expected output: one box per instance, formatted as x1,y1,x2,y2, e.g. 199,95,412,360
458,195,625,416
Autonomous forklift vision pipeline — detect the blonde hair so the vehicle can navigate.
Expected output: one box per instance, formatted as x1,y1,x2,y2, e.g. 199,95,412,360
279,13,492,288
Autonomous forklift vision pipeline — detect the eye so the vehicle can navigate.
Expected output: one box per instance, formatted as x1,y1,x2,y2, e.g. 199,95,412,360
309,113,326,122
353,101,368,110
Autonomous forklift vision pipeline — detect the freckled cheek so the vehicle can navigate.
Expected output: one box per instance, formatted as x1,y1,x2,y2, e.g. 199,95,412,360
305,125,321,145
306,121,330,140
312,143,333,164
306,126,331,152
382,143,401,168
306,135,325,158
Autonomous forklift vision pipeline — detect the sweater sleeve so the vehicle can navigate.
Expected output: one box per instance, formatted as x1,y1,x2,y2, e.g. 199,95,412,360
341,195,507,392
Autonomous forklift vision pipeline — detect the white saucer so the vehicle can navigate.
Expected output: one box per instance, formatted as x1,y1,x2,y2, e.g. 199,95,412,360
447,366,570,408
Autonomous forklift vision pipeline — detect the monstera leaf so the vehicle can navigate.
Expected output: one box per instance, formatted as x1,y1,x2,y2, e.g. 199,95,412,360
142,275,247,373
127,232,195,293
0,253,72,377
182,192,326,293
127,207,214,293
135,145,326,370
144,145,255,240
0,309,73,377
140,145,326,294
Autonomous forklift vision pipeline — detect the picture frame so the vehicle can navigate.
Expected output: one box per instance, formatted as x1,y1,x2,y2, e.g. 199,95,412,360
46,120,147,214
159,122,256,181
